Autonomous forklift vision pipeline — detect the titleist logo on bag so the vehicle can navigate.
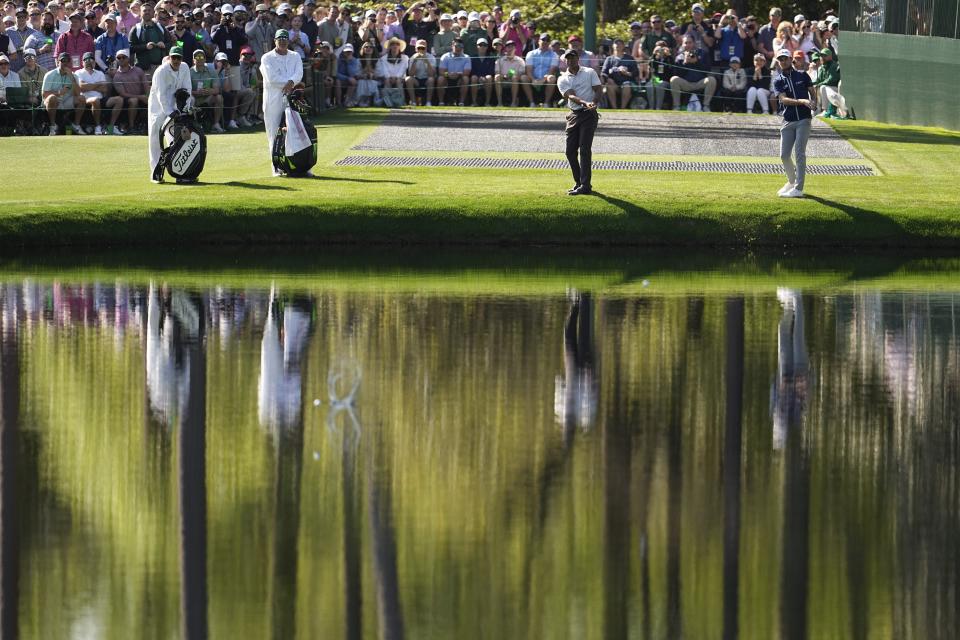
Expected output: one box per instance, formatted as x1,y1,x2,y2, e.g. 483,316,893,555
171,133,202,175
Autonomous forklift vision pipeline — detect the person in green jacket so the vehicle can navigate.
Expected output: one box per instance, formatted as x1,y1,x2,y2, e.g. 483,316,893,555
129,3,170,72
813,47,851,119
459,13,486,60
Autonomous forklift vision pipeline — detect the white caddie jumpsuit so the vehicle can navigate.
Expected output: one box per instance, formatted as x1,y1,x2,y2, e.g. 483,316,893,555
147,60,192,176
259,47,303,167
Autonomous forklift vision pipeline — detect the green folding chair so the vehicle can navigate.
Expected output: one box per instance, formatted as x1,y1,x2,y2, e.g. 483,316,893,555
4,87,36,132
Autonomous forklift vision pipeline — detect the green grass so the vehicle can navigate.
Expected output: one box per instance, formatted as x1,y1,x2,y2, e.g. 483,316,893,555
0,109,958,247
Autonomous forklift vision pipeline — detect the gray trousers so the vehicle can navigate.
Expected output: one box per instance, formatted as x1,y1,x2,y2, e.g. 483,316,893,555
780,118,811,190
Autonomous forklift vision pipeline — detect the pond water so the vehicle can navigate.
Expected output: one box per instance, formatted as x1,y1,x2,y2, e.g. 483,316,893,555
1,253,958,639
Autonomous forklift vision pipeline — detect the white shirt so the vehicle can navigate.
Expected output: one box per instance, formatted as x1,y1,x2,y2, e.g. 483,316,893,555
260,47,304,111
557,66,600,110
75,67,107,99
148,60,192,118
376,53,408,79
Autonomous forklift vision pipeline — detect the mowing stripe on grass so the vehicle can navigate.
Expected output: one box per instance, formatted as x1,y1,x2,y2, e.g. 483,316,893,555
335,155,876,176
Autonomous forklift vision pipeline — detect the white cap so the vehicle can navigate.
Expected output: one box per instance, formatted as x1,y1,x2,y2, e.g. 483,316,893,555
0,55,8,63
278,2,292,12
776,48,791,58
477,38,488,45
456,10,468,18
215,51,229,61
467,11,479,21
115,48,130,58
341,43,354,52
220,3,234,14
365,10,376,17
794,14,805,22
510,9,520,17
440,13,452,21
23,48,37,57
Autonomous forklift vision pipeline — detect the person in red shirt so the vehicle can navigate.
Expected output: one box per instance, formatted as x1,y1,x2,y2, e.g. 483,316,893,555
54,11,95,70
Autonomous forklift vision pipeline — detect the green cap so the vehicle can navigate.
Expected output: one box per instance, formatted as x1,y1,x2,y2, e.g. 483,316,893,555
819,47,833,57
275,29,289,40
169,45,184,57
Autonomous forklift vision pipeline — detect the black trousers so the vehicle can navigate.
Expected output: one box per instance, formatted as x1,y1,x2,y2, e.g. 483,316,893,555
564,107,599,189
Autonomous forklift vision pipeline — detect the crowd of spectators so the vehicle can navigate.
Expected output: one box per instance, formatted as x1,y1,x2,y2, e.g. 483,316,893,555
0,1,849,136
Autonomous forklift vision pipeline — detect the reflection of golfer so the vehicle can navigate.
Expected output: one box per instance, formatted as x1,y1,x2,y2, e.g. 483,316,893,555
555,291,598,444
147,47,191,183
773,48,817,198
771,288,808,449
557,49,601,196
260,29,303,177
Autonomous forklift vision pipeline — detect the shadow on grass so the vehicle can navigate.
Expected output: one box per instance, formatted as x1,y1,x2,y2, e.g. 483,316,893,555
833,122,960,146
805,194,908,239
312,175,413,185
222,181,295,191
592,192,653,218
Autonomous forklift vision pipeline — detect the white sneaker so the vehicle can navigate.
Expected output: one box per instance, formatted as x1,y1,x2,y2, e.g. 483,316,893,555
777,182,795,196
227,120,239,130
72,123,87,135
237,116,250,127
779,187,804,198
48,124,58,136
112,125,124,135
425,101,432,106
530,100,536,108
211,123,224,133
94,125,103,135
702,106,711,112
272,168,283,177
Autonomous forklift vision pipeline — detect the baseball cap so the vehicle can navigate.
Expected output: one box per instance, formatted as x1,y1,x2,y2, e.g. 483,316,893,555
69,11,83,20
477,37,488,45
193,49,206,58
215,51,228,61
115,48,130,58
2,15,13,24
630,21,641,28
103,13,117,22
665,19,676,27
365,10,376,18
440,13,452,20
539,33,549,40
794,14,805,22
819,47,833,56
255,3,269,12
810,51,821,60
277,3,292,12
23,48,36,57
240,45,255,55
220,4,234,14
510,8,520,16
729,56,740,63
318,40,332,49
491,37,502,45
275,28,289,39
692,3,704,13
775,48,791,59
456,10,467,18
57,51,71,61
169,46,184,56
416,39,427,47
0,55,8,63
341,43,354,52
84,10,95,18
235,5,249,13
567,34,582,42
467,11,479,21
15,6,26,14
561,48,578,59
82,51,94,60
792,50,806,59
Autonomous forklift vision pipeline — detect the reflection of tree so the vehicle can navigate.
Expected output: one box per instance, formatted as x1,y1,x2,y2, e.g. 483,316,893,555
369,440,404,640
723,298,744,640
0,289,19,640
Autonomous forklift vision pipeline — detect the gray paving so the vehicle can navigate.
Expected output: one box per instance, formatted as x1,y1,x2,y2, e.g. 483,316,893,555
336,155,875,176
352,109,863,159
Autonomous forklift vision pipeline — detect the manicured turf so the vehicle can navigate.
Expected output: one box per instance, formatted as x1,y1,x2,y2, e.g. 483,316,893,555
0,108,957,247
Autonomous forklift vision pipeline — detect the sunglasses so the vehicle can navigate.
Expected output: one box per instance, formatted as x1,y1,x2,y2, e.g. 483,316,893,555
652,20,661,24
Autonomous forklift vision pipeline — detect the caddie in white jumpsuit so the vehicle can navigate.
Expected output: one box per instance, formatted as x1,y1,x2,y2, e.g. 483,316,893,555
259,29,303,176
147,46,192,183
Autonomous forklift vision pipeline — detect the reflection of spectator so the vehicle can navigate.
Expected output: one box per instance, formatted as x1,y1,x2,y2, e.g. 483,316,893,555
717,55,746,112
554,292,598,444
771,288,808,450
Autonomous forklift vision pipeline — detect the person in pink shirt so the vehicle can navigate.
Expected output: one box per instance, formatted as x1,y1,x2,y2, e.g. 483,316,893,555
116,0,140,36
498,9,529,53
54,11,94,70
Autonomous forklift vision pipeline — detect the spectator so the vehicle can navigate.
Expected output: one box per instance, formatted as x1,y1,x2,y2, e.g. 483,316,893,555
401,2,439,55
189,49,223,132
115,0,139,37
355,41,379,105
717,55,746,112
650,44,672,109
741,15,760,62
17,48,45,109
287,15,310,60
437,37,469,106
95,14,128,74
680,3,715,52
312,40,336,105
41,50,83,134
300,0,318,46
565,35,598,73
48,2,69,34
432,13,455,57
459,12,484,60
129,3,168,72
75,50,121,134
376,36,407,98
84,11,104,40
793,15,817,57
0,16,17,64
640,14,675,56
194,10,216,58
745,52,770,113
470,37,495,106
498,9,529,53
211,5,247,65
494,39,526,107
404,37,434,105
454,10,468,35
757,7,781,61
772,21,796,59
212,51,236,128
525,33,558,107
381,10,403,45
600,39,637,109
491,36,504,57
627,21,646,58
714,10,747,67
356,10,383,56
7,7,37,72
24,11,58,73
670,43,715,111
635,50,654,109
55,11,94,71
245,3,274,60
335,42,360,106
0,54,20,100
813,47,849,118
169,10,201,61
238,45,262,119
111,47,146,133
792,49,807,69
317,4,350,55
481,13,498,45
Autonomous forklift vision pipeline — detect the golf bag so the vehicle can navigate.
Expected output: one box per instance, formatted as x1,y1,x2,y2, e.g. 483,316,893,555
152,89,207,184
271,89,317,177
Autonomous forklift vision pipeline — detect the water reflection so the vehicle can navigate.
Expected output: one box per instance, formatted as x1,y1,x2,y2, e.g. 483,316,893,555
0,279,957,639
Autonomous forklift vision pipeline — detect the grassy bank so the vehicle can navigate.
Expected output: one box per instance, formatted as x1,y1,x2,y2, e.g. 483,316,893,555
1,109,958,248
